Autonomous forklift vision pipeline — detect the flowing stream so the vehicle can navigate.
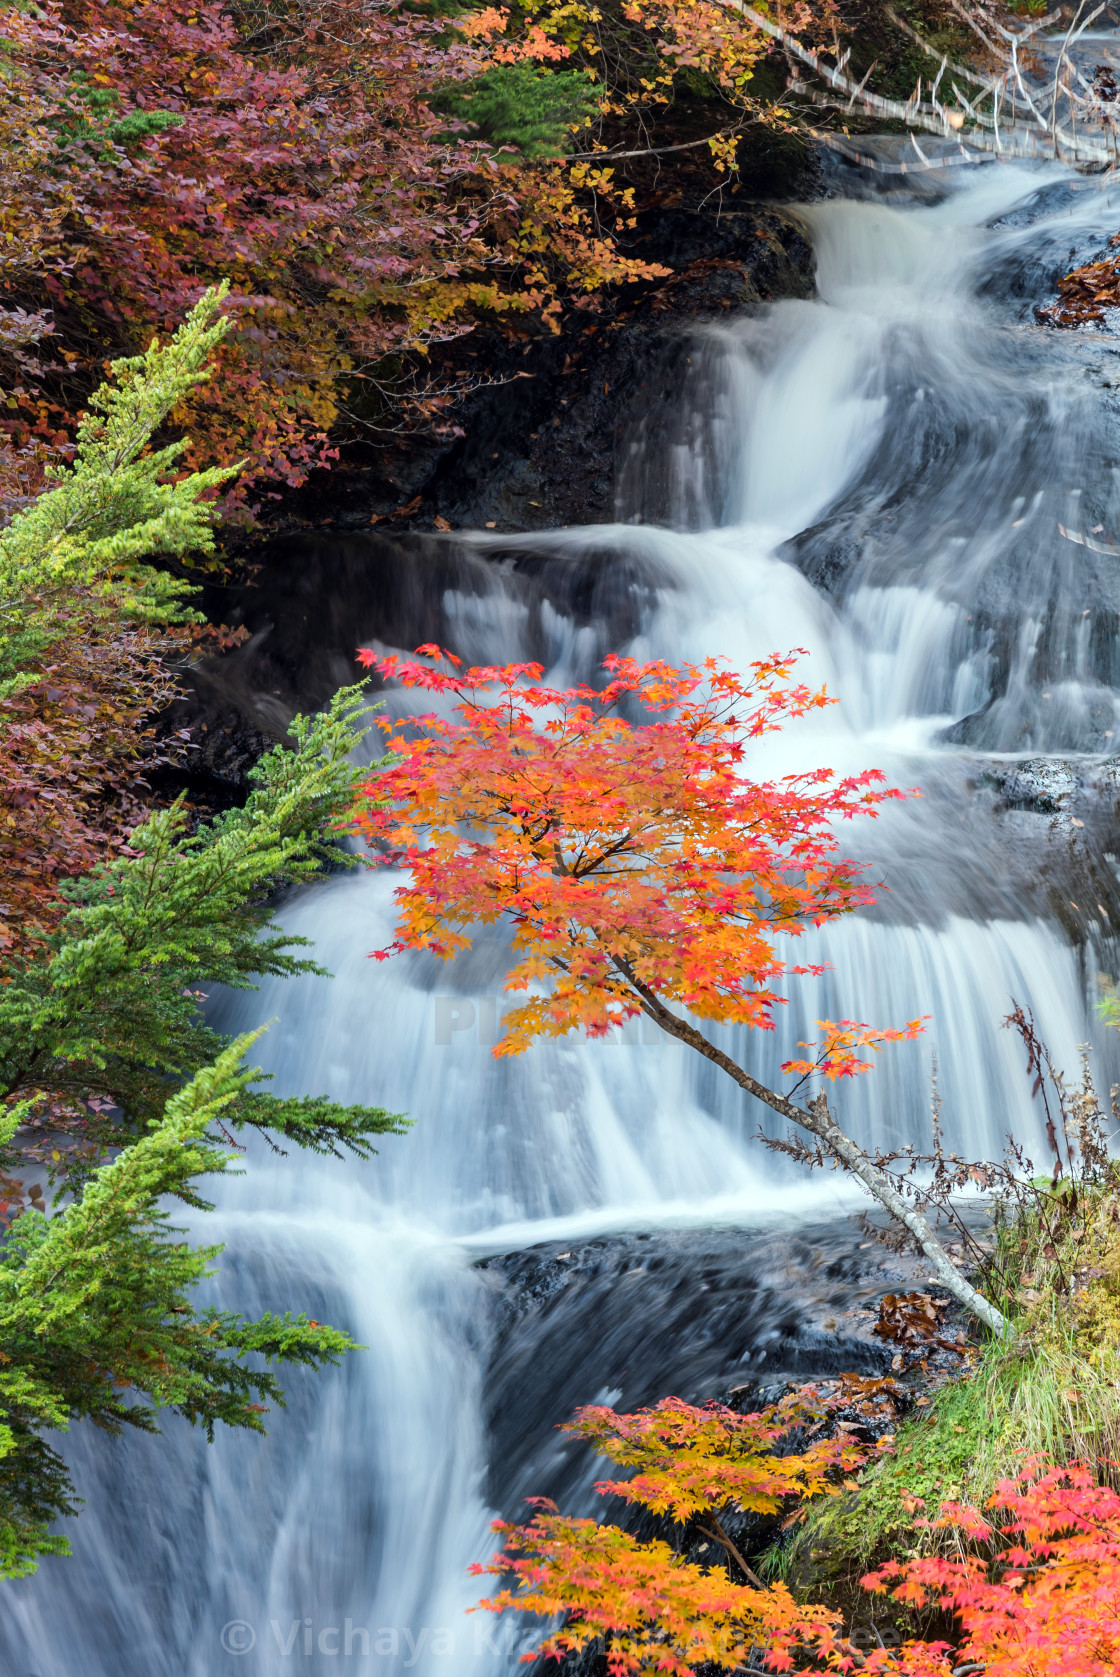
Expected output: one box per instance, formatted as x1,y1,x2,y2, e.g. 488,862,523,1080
9,158,1120,1676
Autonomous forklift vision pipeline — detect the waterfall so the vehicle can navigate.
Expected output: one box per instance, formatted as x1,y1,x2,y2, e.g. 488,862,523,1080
9,159,1120,1676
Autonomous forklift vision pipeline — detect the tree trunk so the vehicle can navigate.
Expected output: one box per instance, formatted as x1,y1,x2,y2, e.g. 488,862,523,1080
612,961,1010,1339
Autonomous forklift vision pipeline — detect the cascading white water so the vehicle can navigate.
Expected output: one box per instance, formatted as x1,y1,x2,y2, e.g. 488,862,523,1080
9,160,1120,1677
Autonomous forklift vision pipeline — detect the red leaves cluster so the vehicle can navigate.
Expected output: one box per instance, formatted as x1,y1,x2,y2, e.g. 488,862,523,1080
354,647,906,1074
861,1463,1120,1676
0,601,183,957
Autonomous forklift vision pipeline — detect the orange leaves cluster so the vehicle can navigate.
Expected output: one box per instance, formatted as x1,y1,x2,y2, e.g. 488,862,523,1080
471,1391,855,1675
625,0,768,96
782,1018,925,1083
1037,254,1120,328
353,647,902,1069
463,5,574,63
566,1392,866,1523
474,1507,838,1675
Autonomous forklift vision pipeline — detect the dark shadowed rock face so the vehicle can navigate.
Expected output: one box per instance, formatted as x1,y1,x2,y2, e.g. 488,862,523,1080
263,203,816,541
157,528,674,803
161,193,817,807
475,1223,927,1520
428,208,815,536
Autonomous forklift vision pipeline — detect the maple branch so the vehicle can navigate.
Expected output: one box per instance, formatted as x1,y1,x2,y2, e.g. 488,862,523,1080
361,652,1011,1342
696,1516,766,1589
562,124,753,162
610,956,1010,1338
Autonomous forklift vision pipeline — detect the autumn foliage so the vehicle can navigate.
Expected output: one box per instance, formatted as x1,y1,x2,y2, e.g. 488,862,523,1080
0,603,183,956
860,1462,1120,1677
567,1393,866,1524
354,646,907,1070
0,0,703,501
475,1509,834,1675
1036,250,1120,329
0,0,505,497
475,1394,1120,1677
0,0,976,500
471,1391,859,1674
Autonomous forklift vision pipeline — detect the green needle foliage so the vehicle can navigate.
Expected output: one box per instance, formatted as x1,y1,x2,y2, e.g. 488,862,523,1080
0,685,406,1170
0,283,237,697
435,64,600,158
0,688,403,1580
0,1034,358,1579
0,286,404,1578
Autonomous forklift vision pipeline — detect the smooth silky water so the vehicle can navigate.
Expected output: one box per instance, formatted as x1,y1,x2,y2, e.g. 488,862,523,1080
8,161,1120,1675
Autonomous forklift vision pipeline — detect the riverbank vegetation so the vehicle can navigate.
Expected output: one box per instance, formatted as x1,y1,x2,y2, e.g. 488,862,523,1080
470,1148,1120,1671
3,0,1120,1629
474,1389,1120,1672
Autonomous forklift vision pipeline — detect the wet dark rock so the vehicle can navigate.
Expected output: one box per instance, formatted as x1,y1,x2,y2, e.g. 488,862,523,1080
264,204,815,542
165,529,673,768
1088,756,1120,796
152,681,274,816
477,1223,929,1522
982,757,1080,813
174,192,816,792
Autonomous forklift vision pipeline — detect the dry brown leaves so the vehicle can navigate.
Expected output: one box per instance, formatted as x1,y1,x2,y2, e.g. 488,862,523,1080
1036,241,1120,328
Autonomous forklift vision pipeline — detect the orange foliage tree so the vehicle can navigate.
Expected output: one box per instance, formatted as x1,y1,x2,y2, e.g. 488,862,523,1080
471,1390,862,1674
566,1392,868,1584
474,1407,1120,1675
352,645,1005,1333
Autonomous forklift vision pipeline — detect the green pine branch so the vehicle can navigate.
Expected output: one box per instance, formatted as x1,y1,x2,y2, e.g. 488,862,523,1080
0,1035,360,1579
0,284,238,695
0,685,405,1167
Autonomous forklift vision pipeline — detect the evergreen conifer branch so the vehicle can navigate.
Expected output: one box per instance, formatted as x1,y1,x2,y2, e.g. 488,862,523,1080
0,685,404,1166
0,1033,359,1579
0,285,238,696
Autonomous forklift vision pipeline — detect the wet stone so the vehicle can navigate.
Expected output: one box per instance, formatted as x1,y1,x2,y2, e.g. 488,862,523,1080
983,757,1081,812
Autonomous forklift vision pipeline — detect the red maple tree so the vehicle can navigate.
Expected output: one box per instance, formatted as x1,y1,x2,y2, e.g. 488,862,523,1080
861,1462,1120,1677
474,1437,1120,1675
353,645,1003,1330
